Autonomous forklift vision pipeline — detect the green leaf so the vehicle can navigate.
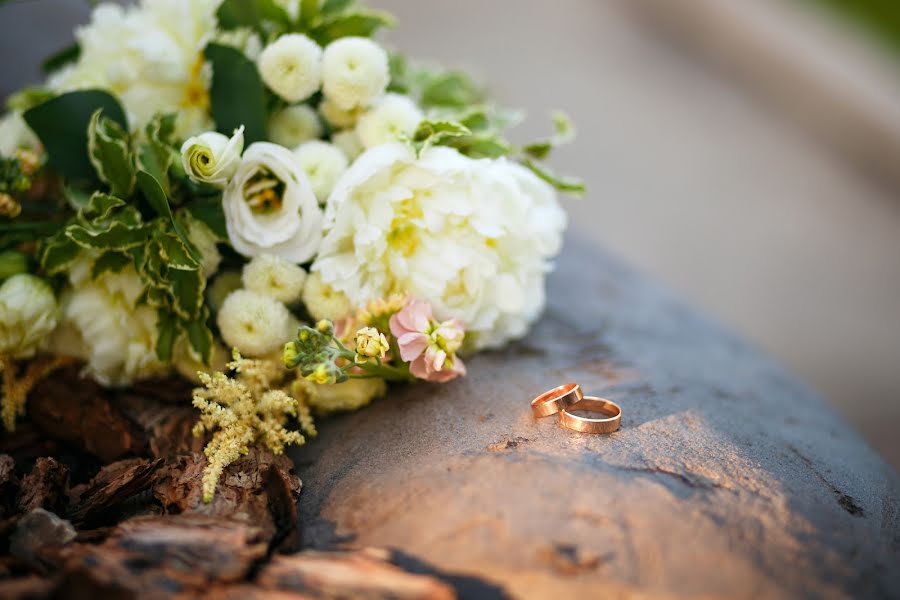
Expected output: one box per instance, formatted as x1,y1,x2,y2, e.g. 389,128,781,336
23,90,128,182
6,87,55,113
42,43,80,74
66,220,148,252
155,310,179,362
321,0,354,15
420,72,482,109
310,9,395,45
522,159,586,196
138,113,178,195
450,136,511,159
136,170,201,266
300,0,320,27
91,251,131,278
169,267,205,320
185,197,227,240
186,313,214,365
82,192,126,221
217,0,291,31
411,120,470,156
204,43,267,145
88,109,136,197
523,111,576,160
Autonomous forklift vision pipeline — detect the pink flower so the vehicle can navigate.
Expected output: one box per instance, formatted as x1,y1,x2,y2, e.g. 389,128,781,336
389,299,466,383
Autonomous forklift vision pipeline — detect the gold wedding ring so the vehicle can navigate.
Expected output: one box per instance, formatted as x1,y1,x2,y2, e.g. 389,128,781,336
558,396,622,434
530,383,583,417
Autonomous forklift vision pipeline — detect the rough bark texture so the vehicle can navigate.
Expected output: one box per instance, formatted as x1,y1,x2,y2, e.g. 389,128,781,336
292,234,900,599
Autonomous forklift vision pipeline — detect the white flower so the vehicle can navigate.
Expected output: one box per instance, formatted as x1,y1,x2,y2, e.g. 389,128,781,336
213,27,263,61
356,93,423,149
269,104,323,149
223,142,324,263
206,270,243,313
61,260,167,386
217,289,294,357
301,271,352,321
0,113,38,157
182,215,222,278
0,274,59,359
312,143,566,350
180,126,244,188
293,140,348,203
302,377,386,414
49,0,220,137
258,34,322,103
321,37,389,110
242,254,307,304
331,129,363,161
318,97,362,129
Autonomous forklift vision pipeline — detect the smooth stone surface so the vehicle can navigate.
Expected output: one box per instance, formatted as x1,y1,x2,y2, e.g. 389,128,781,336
293,234,899,599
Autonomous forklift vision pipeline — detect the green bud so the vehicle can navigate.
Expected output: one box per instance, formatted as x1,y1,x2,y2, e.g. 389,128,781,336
283,341,301,369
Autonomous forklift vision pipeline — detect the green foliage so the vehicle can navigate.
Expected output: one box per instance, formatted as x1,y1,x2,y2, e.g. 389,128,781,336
41,43,80,74
6,88,55,113
88,110,136,198
522,159,585,196
23,90,127,183
522,111,575,160
137,113,178,196
411,120,471,156
205,43,268,145
307,9,395,45
185,196,228,240
216,0,291,32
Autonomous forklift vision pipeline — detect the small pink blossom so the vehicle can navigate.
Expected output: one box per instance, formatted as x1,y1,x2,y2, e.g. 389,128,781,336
389,299,466,383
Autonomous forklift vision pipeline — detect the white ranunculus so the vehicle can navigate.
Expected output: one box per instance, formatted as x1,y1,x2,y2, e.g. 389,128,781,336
269,104,323,149
49,0,220,138
312,143,566,350
61,258,168,386
180,126,244,188
242,254,307,304
217,289,294,357
293,140,348,203
321,37,389,110
0,274,59,359
331,129,363,161
258,33,322,103
223,142,324,263
356,93,423,149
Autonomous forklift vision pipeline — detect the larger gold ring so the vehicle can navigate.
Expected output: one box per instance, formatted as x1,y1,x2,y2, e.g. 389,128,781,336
531,383,583,418
559,396,622,433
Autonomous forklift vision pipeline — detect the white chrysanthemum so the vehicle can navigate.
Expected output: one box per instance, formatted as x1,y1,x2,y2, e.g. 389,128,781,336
0,274,59,359
223,142,324,263
293,140,348,203
217,290,294,357
0,113,38,156
312,143,567,350
206,270,243,313
301,271,352,321
269,104,322,149
241,254,307,304
356,94,423,149
331,129,363,161
258,34,322,103
183,215,221,278
318,97,362,129
321,37,389,110
61,259,168,386
48,0,220,137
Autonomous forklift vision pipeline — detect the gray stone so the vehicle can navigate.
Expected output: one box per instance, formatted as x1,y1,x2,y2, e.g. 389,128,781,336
293,234,899,599
10,508,76,562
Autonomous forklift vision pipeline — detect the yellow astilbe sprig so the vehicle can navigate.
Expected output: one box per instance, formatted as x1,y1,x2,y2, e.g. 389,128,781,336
1,354,74,432
191,350,316,503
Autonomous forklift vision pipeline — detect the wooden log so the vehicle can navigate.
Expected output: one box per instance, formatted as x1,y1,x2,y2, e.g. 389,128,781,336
291,234,900,599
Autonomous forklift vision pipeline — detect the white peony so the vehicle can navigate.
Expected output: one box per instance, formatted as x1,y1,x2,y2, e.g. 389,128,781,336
318,97,362,129
217,289,294,357
180,126,244,188
301,271,352,322
331,129,363,161
242,254,307,304
356,93,423,149
312,143,566,350
49,0,220,138
293,140,348,203
258,34,322,103
321,37,389,110
269,104,323,149
0,113,39,157
61,258,167,386
223,142,324,263
0,274,59,359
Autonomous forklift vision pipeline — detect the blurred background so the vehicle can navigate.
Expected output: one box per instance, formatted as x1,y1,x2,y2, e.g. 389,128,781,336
1,0,898,467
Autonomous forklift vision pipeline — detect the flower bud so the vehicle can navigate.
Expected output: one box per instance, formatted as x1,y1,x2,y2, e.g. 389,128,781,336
315,319,334,335
180,126,244,188
354,326,389,363
283,340,302,368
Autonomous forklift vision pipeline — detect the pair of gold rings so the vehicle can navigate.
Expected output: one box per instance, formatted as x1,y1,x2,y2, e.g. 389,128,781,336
531,383,621,434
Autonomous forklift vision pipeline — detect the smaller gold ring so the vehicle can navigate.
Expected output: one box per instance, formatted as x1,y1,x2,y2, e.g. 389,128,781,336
531,383,584,418
559,396,622,434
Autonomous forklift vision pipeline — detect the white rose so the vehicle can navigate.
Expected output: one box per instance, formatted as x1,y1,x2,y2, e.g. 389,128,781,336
331,129,363,161
301,271,352,322
293,140,348,203
181,126,244,188
321,37,389,110
223,142,324,263
0,274,59,359
312,143,566,350
258,33,322,103
269,104,323,149
356,93,423,149
217,289,294,357
242,254,307,304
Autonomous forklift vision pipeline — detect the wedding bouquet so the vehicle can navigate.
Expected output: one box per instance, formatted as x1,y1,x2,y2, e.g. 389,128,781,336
0,0,581,500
